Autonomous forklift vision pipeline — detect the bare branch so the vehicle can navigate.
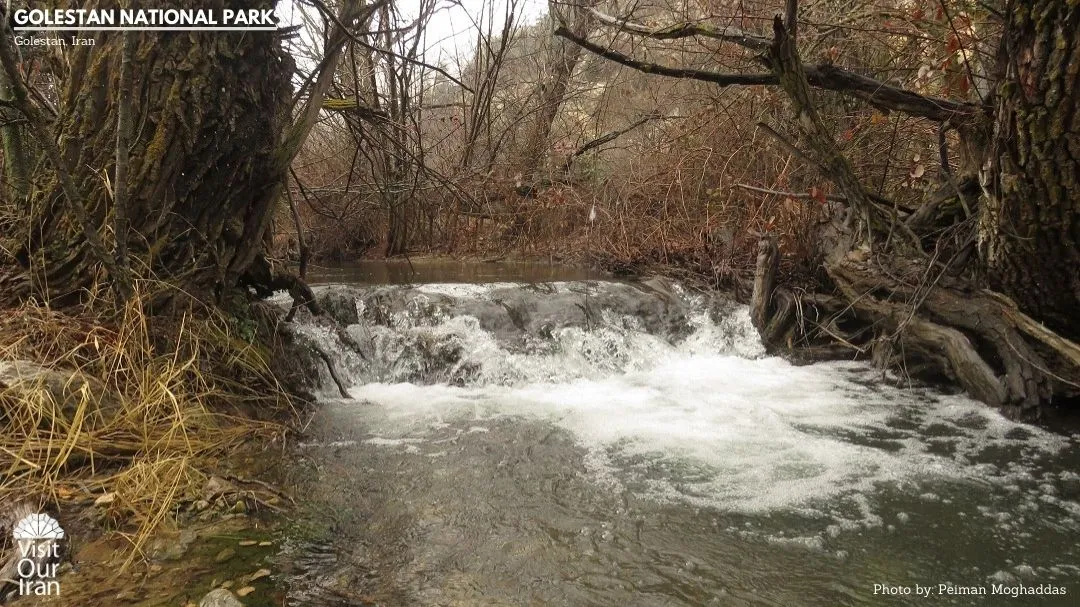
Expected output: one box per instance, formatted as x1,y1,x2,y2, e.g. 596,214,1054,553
283,179,309,280
735,183,847,202
321,97,389,121
769,16,878,237
113,33,136,301
755,121,822,171
560,12,981,123
586,7,770,52
804,63,978,123
553,26,776,86
562,112,668,172
734,146,898,209
570,112,664,158
303,0,473,94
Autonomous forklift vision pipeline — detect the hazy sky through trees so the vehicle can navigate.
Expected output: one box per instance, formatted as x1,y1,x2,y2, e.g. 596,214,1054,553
282,0,546,76
398,0,546,70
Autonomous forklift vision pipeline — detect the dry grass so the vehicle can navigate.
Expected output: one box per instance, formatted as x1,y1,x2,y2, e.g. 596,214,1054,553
0,290,295,564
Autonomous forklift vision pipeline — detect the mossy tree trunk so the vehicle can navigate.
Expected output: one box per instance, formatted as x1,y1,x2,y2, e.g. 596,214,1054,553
979,0,1080,343
0,0,294,307
0,66,30,203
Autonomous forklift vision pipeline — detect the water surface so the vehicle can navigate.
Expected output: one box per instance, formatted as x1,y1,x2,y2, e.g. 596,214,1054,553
277,276,1080,606
306,258,599,286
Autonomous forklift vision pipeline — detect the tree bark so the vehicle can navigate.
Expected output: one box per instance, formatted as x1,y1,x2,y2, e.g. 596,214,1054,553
750,236,778,332
980,0,1080,342
0,0,294,306
517,0,596,183
0,65,30,203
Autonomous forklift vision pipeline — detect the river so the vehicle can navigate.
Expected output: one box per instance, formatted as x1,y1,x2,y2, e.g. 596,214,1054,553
274,261,1080,606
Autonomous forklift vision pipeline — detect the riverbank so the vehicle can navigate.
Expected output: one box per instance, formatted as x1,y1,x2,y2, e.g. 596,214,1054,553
0,292,307,605
0,255,601,605
4,256,1076,605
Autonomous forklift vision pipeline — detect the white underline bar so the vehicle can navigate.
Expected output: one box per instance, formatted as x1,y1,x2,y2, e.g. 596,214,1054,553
14,27,279,31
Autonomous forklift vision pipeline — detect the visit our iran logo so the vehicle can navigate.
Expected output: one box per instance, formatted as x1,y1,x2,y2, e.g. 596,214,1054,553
10,512,64,597
12,513,65,541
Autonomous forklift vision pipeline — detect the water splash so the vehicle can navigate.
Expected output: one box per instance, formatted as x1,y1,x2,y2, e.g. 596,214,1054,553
288,281,1077,531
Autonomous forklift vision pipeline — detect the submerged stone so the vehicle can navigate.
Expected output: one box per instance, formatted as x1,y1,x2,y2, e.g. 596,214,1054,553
199,588,243,607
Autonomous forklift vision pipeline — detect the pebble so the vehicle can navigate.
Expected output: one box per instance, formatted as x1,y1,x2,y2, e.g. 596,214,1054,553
199,589,243,607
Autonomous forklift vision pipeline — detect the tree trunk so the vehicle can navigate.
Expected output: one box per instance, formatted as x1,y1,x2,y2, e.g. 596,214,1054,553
0,66,30,203
764,10,1080,416
0,0,294,306
980,0,1080,342
386,199,409,256
516,1,596,183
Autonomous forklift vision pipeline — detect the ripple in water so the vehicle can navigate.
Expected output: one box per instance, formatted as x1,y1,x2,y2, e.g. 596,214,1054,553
283,281,1080,605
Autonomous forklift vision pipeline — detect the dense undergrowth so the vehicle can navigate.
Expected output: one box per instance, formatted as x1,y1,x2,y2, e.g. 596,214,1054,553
0,288,299,564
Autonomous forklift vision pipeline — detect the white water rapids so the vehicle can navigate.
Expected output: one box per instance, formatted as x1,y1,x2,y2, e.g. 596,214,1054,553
280,279,1080,605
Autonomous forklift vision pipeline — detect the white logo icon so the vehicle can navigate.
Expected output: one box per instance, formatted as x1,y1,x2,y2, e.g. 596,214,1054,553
12,513,65,541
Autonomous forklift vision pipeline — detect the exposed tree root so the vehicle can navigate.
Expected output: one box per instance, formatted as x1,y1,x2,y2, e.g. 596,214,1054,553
732,12,1080,420
751,237,1080,419
240,254,322,321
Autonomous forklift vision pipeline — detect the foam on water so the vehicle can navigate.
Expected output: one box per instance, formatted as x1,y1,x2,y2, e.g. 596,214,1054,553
294,282,1079,532
348,355,1069,518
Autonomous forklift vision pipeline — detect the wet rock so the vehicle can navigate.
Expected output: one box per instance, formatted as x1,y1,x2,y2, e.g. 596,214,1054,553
300,280,707,387
247,568,271,581
346,282,689,342
449,299,519,341
149,528,197,561
214,548,236,563
319,289,363,325
199,589,243,607
270,324,324,401
203,476,237,503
